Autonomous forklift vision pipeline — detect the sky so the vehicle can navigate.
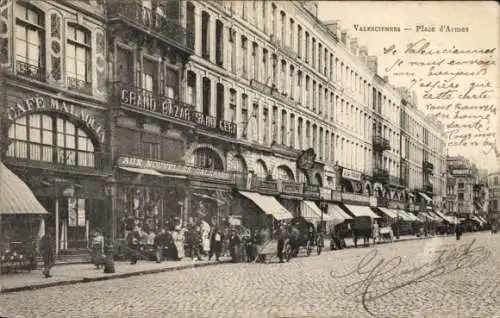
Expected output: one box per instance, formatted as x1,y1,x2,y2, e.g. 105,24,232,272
317,1,499,172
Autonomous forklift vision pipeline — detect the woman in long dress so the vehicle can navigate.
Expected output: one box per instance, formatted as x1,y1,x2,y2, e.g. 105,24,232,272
172,225,185,259
201,220,211,255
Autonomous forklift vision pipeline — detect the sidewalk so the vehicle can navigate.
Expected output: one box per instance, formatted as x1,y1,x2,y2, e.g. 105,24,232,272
0,234,428,294
0,257,231,294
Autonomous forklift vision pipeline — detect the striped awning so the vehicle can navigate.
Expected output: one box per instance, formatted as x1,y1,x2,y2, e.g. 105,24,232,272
378,207,399,219
396,210,414,222
344,204,380,218
326,203,352,226
0,162,48,215
239,191,293,221
301,200,323,219
419,192,433,203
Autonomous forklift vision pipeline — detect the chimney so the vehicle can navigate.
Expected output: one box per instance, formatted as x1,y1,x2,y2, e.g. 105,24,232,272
367,56,378,74
324,20,340,40
350,38,359,55
340,30,347,45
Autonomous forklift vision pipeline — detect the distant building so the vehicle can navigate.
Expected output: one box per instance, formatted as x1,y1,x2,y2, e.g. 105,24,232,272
488,171,500,224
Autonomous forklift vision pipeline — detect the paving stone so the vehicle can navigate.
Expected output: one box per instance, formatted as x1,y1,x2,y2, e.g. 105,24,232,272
0,232,498,318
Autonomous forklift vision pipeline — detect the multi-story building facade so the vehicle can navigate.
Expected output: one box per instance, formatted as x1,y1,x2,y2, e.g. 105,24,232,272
488,171,500,225
1,0,450,256
0,0,110,255
398,89,447,214
446,156,486,219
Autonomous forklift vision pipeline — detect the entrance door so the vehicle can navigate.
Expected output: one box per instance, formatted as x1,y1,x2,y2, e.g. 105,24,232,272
65,198,88,249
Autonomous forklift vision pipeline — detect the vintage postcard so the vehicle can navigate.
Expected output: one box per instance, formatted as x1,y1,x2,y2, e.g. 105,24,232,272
0,1,498,317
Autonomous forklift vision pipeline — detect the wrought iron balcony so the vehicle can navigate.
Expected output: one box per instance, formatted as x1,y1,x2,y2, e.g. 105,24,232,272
67,77,92,95
116,84,237,138
373,168,390,183
373,135,390,152
279,180,304,196
254,177,279,194
107,2,194,52
423,160,434,171
16,60,45,82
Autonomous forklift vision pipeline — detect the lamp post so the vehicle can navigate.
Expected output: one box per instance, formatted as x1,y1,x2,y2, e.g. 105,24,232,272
103,176,116,274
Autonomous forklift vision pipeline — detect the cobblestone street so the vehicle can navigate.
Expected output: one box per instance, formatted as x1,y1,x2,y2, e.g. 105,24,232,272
1,232,499,318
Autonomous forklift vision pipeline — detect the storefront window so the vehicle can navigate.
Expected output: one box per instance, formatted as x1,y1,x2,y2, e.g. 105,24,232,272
193,147,223,171
7,114,96,167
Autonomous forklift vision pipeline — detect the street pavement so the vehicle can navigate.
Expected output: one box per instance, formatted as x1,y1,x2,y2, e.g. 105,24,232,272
0,232,499,318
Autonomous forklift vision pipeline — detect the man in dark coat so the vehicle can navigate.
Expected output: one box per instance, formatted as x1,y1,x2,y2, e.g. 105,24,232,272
40,230,55,278
209,226,223,261
228,229,241,263
127,226,141,264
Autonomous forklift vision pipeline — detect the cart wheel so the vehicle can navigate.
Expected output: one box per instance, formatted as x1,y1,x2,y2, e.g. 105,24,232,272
285,244,293,262
306,241,312,256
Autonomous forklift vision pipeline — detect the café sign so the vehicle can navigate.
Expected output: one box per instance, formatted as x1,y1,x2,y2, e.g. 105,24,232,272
342,168,362,181
452,169,471,176
8,95,105,143
120,89,237,137
118,157,231,180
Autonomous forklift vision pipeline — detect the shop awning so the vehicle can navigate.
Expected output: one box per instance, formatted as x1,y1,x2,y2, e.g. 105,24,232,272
405,212,420,222
433,210,453,223
0,162,48,215
344,204,380,218
326,204,352,226
301,200,323,219
239,191,293,221
419,192,433,203
377,207,399,219
478,216,488,223
471,216,484,225
395,210,414,222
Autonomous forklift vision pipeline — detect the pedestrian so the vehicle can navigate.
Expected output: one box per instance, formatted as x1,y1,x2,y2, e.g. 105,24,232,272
229,228,241,263
276,224,287,263
40,229,55,278
172,225,185,259
90,229,105,269
127,226,141,264
209,226,223,261
456,223,462,240
372,221,379,246
154,228,167,263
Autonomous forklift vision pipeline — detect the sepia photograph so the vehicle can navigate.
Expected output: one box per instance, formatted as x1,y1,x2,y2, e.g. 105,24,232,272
0,0,498,317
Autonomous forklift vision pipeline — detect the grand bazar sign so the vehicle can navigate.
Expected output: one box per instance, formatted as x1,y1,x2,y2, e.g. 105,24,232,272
8,95,105,143
120,88,237,137
118,156,232,180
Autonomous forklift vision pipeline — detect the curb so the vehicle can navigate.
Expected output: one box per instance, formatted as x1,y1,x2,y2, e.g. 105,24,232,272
1,260,231,294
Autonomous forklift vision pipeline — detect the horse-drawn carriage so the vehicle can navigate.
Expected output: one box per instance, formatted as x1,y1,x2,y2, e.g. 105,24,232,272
283,217,323,261
352,216,374,247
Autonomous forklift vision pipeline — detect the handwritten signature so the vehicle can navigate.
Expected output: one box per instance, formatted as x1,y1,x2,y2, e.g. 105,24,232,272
330,239,491,316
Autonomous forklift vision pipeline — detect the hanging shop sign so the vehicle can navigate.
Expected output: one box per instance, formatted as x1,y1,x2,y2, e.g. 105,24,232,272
331,190,342,202
7,95,105,143
342,168,362,181
120,88,237,137
296,148,316,171
319,187,332,200
118,157,232,180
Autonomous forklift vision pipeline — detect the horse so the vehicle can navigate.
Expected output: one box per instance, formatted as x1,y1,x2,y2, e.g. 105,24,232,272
352,228,372,248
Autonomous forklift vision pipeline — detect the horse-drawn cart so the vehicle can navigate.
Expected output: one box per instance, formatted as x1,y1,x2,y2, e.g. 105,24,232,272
283,217,323,261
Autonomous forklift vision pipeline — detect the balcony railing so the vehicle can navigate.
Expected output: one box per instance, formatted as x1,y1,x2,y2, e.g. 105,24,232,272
16,60,44,82
6,141,110,171
373,135,390,152
254,177,279,194
279,180,304,195
373,168,390,183
423,160,434,171
107,2,194,51
117,85,237,138
67,77,92,95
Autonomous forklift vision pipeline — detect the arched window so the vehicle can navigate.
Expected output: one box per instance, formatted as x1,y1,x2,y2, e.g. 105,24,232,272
7,114,96,167
228,155,247,173
277,165,294,181
193,147,224,171
255,159,268,178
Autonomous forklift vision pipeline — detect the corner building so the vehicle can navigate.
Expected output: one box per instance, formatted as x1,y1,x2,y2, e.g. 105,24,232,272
0,0,110,256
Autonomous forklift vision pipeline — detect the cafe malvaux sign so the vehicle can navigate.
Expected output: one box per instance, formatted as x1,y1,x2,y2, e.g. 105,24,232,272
8,95,105,143
118,156,232,180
